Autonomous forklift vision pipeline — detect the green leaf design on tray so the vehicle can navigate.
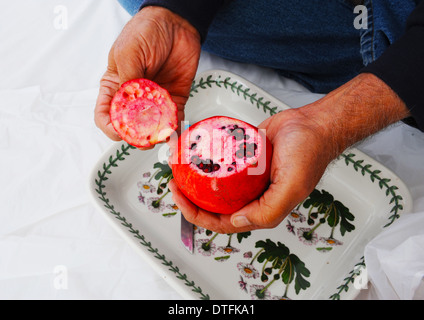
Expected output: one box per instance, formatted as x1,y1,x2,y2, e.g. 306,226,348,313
329,256,366,300
342,153,403,227
249,239,311,299
301,189,355,238
191,75,280,116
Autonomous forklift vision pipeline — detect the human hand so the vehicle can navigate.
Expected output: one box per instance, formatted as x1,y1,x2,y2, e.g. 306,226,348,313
169,73,410,234
94,6,201,145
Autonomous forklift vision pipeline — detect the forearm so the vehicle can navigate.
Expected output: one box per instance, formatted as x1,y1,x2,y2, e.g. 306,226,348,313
300,73,411,158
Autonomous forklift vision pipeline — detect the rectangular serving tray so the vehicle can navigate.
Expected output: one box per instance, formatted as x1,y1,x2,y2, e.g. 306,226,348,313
89,70,412,300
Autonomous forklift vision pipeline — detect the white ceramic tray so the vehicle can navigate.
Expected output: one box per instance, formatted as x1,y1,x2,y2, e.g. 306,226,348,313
89,70,412,300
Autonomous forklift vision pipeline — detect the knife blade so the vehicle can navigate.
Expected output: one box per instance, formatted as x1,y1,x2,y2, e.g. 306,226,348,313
180,121,194,253
180,213,194,253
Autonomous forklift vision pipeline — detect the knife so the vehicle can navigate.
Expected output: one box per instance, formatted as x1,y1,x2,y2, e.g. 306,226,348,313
181,213,194,253
180,121,194,253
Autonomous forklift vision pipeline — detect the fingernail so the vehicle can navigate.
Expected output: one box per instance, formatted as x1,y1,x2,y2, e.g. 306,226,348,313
232,216,251,228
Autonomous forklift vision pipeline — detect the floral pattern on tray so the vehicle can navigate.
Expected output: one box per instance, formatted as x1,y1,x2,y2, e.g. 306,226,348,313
127,158,385,300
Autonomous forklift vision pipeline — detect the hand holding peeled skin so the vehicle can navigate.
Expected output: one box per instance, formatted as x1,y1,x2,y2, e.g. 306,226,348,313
94,6,201,144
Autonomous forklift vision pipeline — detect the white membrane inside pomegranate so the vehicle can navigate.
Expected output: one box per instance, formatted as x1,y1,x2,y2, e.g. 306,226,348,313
110,79,177,148
182,117,264,176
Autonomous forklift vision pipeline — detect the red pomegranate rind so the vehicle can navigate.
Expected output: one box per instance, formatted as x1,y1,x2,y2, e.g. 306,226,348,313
171,116,272,214
110,79,178,148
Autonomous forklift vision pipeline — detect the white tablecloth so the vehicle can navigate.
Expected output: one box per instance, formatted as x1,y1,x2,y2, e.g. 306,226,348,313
1,0,423,300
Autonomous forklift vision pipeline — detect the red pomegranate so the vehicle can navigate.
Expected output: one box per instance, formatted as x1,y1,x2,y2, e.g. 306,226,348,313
170,116,272,214
110,79,178,148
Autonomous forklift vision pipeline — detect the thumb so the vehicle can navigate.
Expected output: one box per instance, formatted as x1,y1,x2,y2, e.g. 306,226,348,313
108,39,146,85
230,183,301,229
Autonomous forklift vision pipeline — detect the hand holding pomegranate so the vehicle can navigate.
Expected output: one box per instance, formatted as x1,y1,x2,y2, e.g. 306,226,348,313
168,108,334,234
169,74,410,234
94,6,201,144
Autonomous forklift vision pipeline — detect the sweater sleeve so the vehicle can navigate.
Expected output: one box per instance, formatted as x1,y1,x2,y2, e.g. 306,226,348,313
139,0,230,42
361,1,424,131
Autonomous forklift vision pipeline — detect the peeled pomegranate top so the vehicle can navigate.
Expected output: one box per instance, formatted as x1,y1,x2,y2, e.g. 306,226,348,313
181,118,264,176
171,116,272,214
110,79,178,148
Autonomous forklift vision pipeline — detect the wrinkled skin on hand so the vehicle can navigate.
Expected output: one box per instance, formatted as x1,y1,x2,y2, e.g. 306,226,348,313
94,6,201,146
